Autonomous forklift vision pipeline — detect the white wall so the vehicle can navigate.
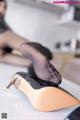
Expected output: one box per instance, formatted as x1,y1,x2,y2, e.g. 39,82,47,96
5,1,80,50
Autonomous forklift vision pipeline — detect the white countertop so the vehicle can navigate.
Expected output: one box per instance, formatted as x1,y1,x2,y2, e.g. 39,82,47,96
0,63,80,120
53,49,80,55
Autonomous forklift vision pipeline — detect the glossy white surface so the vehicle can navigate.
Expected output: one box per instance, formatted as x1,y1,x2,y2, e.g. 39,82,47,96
5,2,80,50
0,63,80,120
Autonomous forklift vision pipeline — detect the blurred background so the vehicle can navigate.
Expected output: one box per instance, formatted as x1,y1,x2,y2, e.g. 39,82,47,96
5,0,80,85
